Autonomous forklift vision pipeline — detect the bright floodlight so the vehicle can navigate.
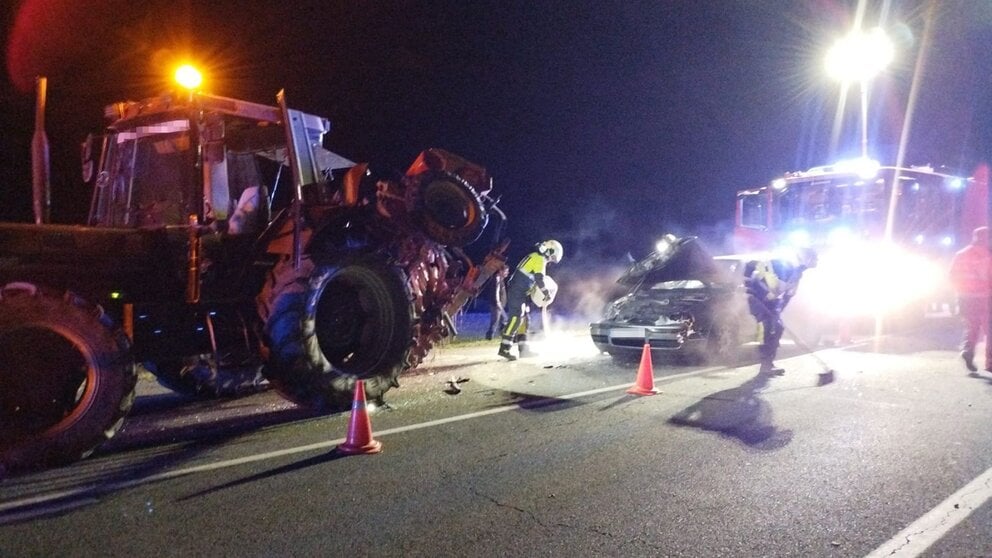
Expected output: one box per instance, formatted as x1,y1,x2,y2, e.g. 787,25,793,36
833,157,880,179
825,28,894,83
174,64,203,90
826,28,894,158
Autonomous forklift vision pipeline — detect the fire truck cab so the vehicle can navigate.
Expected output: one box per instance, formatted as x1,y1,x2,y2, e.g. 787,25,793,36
732,158,985,326
734,159,975,253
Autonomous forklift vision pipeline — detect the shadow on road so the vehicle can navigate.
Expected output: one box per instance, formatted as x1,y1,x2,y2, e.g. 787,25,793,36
504,391,585,413
101,398,321,455
967,371,992,386
0,431,279,525
666,371,794,451
1,391,333,524
178,449,349,502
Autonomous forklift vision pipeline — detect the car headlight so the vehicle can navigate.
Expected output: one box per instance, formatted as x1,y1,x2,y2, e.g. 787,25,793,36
602,297,629,321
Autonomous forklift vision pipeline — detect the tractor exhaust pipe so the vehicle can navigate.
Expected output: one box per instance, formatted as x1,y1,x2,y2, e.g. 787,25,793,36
31,76,51,224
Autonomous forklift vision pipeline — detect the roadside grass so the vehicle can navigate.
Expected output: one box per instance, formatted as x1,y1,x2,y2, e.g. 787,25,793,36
447,312,496,347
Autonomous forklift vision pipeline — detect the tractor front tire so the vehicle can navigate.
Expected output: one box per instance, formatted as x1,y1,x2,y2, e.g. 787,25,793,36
258,256,417,410
0,283,137,472
149,357,266,399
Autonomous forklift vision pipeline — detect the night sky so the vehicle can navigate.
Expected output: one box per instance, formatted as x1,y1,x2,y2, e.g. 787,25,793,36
3,0,992,266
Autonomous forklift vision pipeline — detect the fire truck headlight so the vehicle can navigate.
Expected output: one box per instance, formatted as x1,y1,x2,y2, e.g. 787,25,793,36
786,229,811,248
801,244,943,318
827,226,854,246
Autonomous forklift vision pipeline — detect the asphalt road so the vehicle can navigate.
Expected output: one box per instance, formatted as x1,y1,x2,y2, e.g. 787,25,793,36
2,317,992,557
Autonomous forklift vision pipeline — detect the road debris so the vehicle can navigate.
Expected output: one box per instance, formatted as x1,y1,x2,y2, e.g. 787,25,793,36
444,376,470,395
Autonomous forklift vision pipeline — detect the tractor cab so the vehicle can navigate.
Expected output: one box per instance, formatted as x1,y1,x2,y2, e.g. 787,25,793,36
84,92,355,234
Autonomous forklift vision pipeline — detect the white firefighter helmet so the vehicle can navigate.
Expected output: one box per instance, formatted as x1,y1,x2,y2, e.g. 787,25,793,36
538,240,563,264
530,276,558,308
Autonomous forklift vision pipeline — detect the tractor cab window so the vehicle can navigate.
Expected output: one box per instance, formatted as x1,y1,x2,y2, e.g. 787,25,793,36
222,152,269,235
92,124,196,227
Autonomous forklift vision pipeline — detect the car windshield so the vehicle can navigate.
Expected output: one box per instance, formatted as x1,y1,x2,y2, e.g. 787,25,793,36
648,279,707,290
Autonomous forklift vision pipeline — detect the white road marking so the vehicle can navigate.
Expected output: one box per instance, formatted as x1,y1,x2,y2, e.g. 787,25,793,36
865,467,992,557
0,366,722,520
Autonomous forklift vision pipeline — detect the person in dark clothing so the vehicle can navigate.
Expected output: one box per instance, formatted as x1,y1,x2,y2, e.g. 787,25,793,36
498,240,562,361
485,264,509,340
744,247,818,375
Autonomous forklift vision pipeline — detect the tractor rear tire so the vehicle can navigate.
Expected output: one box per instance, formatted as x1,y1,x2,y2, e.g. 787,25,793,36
0,283,136,472
258,255,417,410
148,308,268,398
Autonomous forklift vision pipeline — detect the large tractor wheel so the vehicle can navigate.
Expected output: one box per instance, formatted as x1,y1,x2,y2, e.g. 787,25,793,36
258,256,417,410
148,357,265,399
413,171,488,247
148,310,267,398
0,283,136,472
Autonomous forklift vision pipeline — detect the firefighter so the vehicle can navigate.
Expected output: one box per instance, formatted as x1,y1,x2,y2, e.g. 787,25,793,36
744,247,818,375
498,240,563,361
949,226,992,372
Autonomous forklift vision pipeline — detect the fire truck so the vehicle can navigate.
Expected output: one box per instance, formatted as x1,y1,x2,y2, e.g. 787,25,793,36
732,158,986,325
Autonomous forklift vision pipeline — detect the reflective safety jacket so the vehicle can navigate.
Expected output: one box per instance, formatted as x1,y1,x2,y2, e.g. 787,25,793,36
744,258,805,309
509,251,548,294
950,243,991,298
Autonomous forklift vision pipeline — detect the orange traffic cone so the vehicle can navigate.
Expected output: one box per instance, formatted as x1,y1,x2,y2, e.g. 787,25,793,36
337,380,383,455
627,342,659,396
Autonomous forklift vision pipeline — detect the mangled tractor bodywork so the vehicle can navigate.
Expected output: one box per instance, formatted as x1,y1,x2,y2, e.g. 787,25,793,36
0,89,506,471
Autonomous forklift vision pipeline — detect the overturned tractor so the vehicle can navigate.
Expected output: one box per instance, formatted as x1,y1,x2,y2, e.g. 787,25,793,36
0,87,506,471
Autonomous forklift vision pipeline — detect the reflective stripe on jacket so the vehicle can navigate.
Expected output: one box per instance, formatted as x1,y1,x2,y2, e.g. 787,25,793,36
509,252,548,294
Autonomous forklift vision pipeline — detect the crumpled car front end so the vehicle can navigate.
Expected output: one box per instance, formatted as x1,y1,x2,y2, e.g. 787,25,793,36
590,236,746,362
591,291,714,354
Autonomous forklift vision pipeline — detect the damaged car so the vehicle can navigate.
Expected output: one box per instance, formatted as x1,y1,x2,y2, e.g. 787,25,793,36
590,235,752,364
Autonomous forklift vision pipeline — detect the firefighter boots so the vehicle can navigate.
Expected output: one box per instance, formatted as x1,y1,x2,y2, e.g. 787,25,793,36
498,342,517,361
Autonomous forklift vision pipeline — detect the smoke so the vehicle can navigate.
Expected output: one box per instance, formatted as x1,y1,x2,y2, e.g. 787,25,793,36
551,263,630,324
535,195,746,327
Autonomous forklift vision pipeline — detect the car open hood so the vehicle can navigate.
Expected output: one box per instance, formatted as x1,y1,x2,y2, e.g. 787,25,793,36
616,236,727,288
